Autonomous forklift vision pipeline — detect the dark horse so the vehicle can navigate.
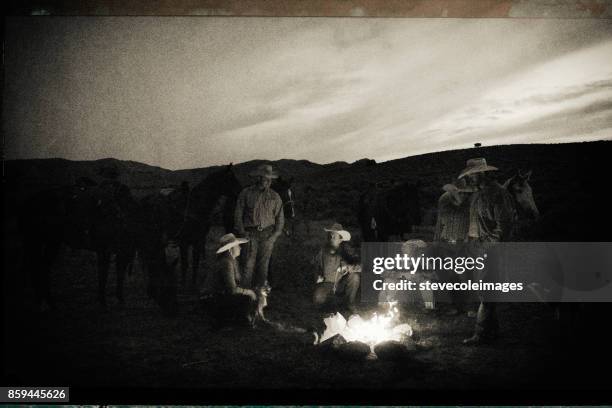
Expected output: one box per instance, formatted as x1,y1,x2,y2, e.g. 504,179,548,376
19,177,138,309
271,176,297,236
358,181,422,242
137,164,242,288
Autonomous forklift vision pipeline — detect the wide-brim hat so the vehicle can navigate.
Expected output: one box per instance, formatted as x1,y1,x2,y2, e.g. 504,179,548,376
216,233,249,254
458,158,498,179
401,239,427,256
323,222,351,242
249,164,279,179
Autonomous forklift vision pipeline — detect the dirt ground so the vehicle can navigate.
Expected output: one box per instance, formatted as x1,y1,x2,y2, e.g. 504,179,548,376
1,219,604,392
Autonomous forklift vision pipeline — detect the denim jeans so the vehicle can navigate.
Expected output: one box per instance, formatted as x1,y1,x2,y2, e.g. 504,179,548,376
470,240,501,338
241,227,277,289
313,272,361,311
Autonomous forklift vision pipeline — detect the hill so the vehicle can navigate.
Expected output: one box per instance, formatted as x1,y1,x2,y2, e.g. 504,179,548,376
5,140,611,230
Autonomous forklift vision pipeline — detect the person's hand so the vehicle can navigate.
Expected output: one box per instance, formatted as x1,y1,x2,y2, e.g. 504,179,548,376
316,276,324,284
268,233,281,244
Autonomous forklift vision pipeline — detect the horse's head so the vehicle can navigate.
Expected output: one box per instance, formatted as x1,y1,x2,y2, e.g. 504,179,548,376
187,163,242,232
503,170,540,221
195,163,242,200
272,176,296,219
220,163,242,198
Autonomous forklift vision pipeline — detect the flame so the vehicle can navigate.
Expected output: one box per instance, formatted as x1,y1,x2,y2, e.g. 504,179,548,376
318,302,412,350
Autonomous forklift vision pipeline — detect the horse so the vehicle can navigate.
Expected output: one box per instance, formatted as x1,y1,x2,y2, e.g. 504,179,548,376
178,164,242,285
90,178,140,306
271,176,297,237
500,169,608,348
137,164,242,288
18,176,138,310
502,169,540,235
358,181,422,242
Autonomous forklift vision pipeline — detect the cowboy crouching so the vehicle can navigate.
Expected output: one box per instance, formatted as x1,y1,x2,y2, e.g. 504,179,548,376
311,223,362,315
200,233,266,329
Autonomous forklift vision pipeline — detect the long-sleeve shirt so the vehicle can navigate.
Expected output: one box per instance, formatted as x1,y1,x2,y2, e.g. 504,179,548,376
468,181,515,242
234,185,284,234
203,256,244,295
434,192,471,242
312,243,361,284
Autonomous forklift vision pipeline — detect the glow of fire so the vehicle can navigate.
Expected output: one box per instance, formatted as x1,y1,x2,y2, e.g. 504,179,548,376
317,302,412,349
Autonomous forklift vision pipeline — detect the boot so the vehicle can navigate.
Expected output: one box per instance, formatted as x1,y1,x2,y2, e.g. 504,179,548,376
463,333,496,345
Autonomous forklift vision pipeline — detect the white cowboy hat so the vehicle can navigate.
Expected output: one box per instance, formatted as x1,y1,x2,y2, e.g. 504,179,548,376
458,157,498,179
249,164,279,179
324,222,351,242
401,239,427,256
216,233,249,254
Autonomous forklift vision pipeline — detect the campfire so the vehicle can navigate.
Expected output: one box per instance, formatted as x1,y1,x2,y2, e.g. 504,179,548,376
314,302,414,360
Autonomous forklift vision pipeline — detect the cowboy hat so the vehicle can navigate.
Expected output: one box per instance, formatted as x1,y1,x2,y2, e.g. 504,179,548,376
216,233,249,254
401,239,427,256
249,164,279,179
323,222,351,242
458,157,498,179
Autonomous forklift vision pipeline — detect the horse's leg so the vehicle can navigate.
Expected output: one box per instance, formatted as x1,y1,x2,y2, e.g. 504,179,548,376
192,240,201,287
194,227,210,286
115,248,133,305
30,244,46,310
40,239,61,310
22,235,42,307
96,248,111,307
144,251,155,300
125,244,135,278
179,242,189,285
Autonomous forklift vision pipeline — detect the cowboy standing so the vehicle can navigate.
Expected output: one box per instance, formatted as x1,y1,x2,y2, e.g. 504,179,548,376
460,158,514,345
312,222,361,314
434,178,476,315
234,164,285,290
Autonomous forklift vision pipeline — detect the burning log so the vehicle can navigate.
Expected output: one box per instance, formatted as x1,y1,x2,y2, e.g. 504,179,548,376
314,334,371,361
314,302,418,360
374,340,413,361
318,333,347,347
336,341,371,360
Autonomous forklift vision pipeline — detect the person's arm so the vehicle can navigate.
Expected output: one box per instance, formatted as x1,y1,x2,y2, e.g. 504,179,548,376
311,249,324,282
271,196,285,240
234,189,246,236
340,244,361,273
221,259,256,299
433,197,444,241
493,190,514,241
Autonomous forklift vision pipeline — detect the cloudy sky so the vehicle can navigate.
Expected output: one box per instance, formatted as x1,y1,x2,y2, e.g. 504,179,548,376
4,17,612,169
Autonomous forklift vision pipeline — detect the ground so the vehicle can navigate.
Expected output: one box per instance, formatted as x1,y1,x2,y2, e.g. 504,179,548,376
1,220,603,392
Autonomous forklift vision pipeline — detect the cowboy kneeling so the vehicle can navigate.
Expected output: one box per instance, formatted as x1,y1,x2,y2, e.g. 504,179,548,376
200,233,260,328
312,223,361,314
